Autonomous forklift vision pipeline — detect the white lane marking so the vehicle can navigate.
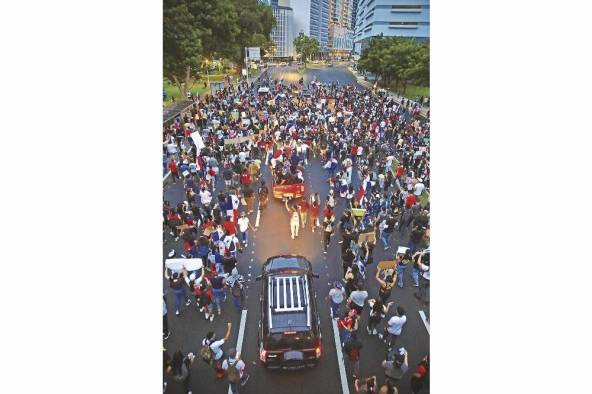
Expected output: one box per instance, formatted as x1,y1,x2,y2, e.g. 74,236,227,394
236,309,248,352
229,309,249,394
255,209,261,227
331,309,351,394
419,310,430,335
163,171,171,182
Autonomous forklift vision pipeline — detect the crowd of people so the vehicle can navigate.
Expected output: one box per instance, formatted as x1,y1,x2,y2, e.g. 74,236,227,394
162,69,430,394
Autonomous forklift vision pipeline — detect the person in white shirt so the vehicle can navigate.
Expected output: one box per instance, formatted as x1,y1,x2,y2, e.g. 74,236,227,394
326,281,346,319
285,200,300,239
238,150,247,164
236,211,256,246
348,284,369,315
380,306,407,350
199,187,212,207
413,179,425,196
223,232,241,257
202,323,232,376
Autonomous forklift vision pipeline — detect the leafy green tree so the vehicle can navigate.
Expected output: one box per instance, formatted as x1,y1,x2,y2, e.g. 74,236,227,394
163,0,203,99
189,0,240,59
357,36,429,94
229,0,275,66
163,0,275,97
293,33,320,66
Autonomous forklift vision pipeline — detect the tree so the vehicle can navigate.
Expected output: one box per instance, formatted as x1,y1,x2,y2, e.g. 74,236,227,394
164,0,275,97
228,0,275,66
357,36,429,94
293,33,320,67
163,0,203,99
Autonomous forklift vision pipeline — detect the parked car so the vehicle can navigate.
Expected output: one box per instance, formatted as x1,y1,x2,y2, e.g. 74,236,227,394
256,255,322,370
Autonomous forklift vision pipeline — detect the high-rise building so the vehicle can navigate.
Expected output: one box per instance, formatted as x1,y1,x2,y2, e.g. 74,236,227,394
292,0,311,38
270,1,295,57
353,0,429,54
308,0,330,54
351,0,359,30
328,0,354,54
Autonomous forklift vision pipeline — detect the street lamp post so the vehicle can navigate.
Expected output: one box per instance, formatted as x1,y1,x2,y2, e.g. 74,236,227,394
244,47,250,85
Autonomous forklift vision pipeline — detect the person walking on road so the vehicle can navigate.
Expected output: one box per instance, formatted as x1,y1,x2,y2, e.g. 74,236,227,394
258,180,269,211
382,347,409,385
165,269,191,316
202,322,232,379
221,347,250,394
237,211,256,247
168,158,180,184
396,250,412,288
410,355,429,394
338,308,359,345
376,270,396,304
227,268,245,312
380,306,407,351
366,299,393,336
171,350,195,394
327,281,346,319
211,273,227,315
298,197,309,229
413,251,430,306
195,279,215,322
348,284,369,316
285,200,301,239
310,199,320,232
343,336,363,380
379,214,396,250
322,215,335,254
163,296,171,340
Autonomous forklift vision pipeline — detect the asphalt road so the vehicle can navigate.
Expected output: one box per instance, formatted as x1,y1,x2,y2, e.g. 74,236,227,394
163,65,429,394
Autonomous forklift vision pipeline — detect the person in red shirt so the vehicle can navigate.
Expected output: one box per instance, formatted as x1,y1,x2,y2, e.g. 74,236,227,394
298,198,309,229
167,211,182,240
168,159,180,183
240,170,250,186
410,355,429,394
323,205,334,221
223,216,236,235
396,164,405,178
405,193,417,208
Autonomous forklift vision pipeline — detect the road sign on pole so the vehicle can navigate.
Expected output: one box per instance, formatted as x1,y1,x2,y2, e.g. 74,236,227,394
247,47,261,61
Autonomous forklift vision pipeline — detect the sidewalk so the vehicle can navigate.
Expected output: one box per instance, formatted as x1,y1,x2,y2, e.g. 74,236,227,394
347,67,430,118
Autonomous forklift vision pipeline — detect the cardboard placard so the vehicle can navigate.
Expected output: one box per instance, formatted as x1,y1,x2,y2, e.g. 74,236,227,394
357,231,376,245
224,135,253,145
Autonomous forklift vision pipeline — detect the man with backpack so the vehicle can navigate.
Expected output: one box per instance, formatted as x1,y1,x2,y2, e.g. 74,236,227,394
221,347,250,393
201,322,232,379
382,347,409,385
227,268,244,313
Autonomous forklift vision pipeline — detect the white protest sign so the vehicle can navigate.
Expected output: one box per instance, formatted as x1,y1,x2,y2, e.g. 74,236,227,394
190,131,205,153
